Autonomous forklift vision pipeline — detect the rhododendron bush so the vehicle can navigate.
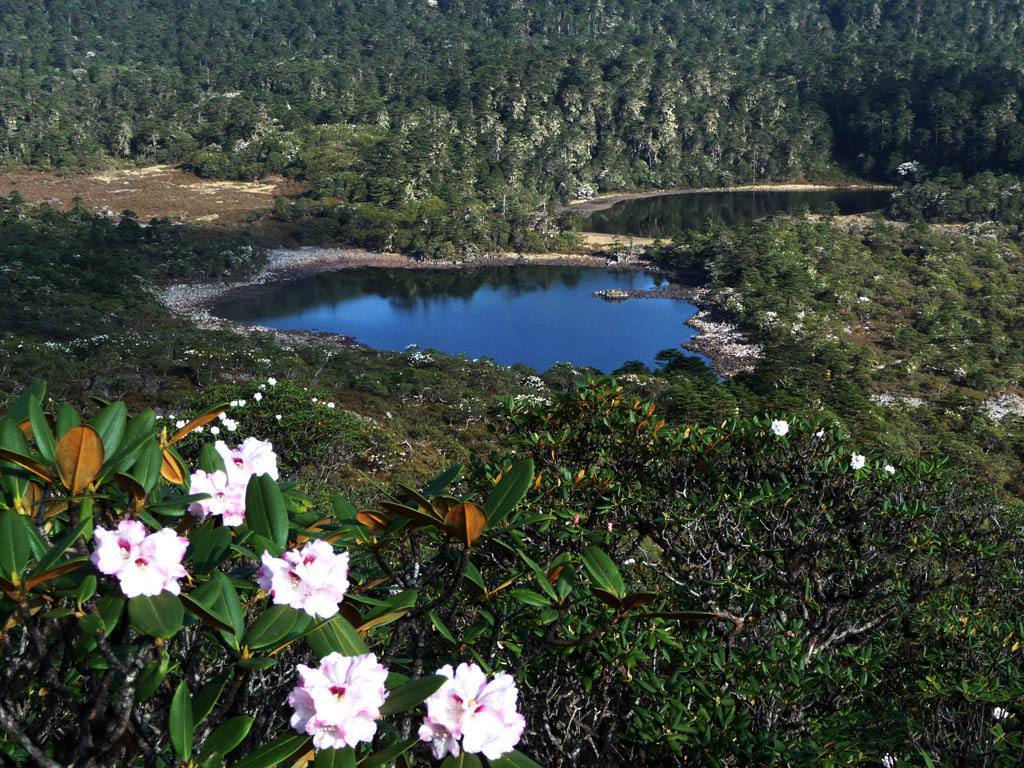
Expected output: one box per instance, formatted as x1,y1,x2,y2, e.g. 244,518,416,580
2,378,1023,768
0,382,538,768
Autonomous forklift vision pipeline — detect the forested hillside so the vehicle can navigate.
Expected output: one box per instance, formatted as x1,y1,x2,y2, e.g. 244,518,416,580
3,0,1024,251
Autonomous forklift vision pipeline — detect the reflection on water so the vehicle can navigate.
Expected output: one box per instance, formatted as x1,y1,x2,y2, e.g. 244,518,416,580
214,266,703,372
587,188,893,237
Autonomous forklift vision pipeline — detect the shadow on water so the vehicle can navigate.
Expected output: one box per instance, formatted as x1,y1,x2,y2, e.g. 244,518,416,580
587,188,893,238
214,266,704,373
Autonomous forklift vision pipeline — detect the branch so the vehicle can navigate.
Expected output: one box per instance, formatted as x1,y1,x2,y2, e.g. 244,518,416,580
0,703,61,768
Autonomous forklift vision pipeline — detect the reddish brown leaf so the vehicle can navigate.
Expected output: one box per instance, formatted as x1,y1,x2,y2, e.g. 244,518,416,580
443,501,487,548
54,425,104,494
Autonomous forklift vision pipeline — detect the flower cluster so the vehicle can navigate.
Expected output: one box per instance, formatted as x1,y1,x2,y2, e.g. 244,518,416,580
289,652,389,750
188,438,278,527
257,540,350,618
770,419,789,436
91,520,188,598
419,663,526,760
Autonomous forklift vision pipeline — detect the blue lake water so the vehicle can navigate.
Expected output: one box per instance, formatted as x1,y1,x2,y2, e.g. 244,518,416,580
214,266,702,372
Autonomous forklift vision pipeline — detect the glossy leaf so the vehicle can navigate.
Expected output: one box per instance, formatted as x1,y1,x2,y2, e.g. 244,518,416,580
89,401,127,457
233,733,312,768
55,425,104,494
443,501,487,548
313,747,356,768
0,511,31,582
306,614,369,657
483,458,534,528
246,605,312,650
580,545,625,599
198,715,254,762
170,680,194,760
27,396,55,464
379,675,447,716
245,473,289,551
128,591,184,638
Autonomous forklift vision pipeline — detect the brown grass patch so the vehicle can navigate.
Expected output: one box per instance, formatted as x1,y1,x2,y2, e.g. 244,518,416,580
0,165,305,224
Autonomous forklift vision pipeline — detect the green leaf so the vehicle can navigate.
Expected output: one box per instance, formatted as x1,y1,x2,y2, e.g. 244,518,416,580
129,440,164,493
3,382,46,425
198,443,226,474
98,409,156,482
29,517,91,577
233,733,312,768
170,680,194,761
428,610,457,644
89,401,127,457
136,648,170,702
246,605,312,651
187,520,232,574
380,675,447,716
28,396,55,464
332,495,357,520
54,403,81,438
357,739,418,768
313,747,356,768
0,511,32,582
517,551,558,602
128,591,184,638
580,545,625,599
488,750,544,768
193,672,231,725
245,474,288,551
185,572,244,646
306,615,369,658
483,459,533,528
509,588,551,607
198,715,254,762
422,464,463,498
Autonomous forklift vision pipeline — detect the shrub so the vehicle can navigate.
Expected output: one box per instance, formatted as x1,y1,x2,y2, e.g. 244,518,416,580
0,381,541,768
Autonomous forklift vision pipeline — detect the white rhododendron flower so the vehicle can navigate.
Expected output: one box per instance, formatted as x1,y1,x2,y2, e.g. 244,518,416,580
851,453,866,470
257,540,350,618
419,662,526,760
884,464,896,474
267,377,277,386
993,706,1009,721
770,419,789,436
254,392,263,402
188,469,247,526
210,426,220,436
91,520,188,598
881,754,897,768
289,652,389,750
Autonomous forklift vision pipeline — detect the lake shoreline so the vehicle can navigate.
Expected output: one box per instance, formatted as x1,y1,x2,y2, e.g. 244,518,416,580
159,245,760,377
568,182,894,213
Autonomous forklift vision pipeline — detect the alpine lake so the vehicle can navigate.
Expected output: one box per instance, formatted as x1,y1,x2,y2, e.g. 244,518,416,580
214,188,891,372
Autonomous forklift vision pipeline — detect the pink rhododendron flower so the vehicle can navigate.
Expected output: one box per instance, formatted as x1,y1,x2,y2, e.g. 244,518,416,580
288,652,389,750
418,662,525,760
187,438,279,527
216,437,279,483
187,469,247,526
257,540,350,618
91,520,189,598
